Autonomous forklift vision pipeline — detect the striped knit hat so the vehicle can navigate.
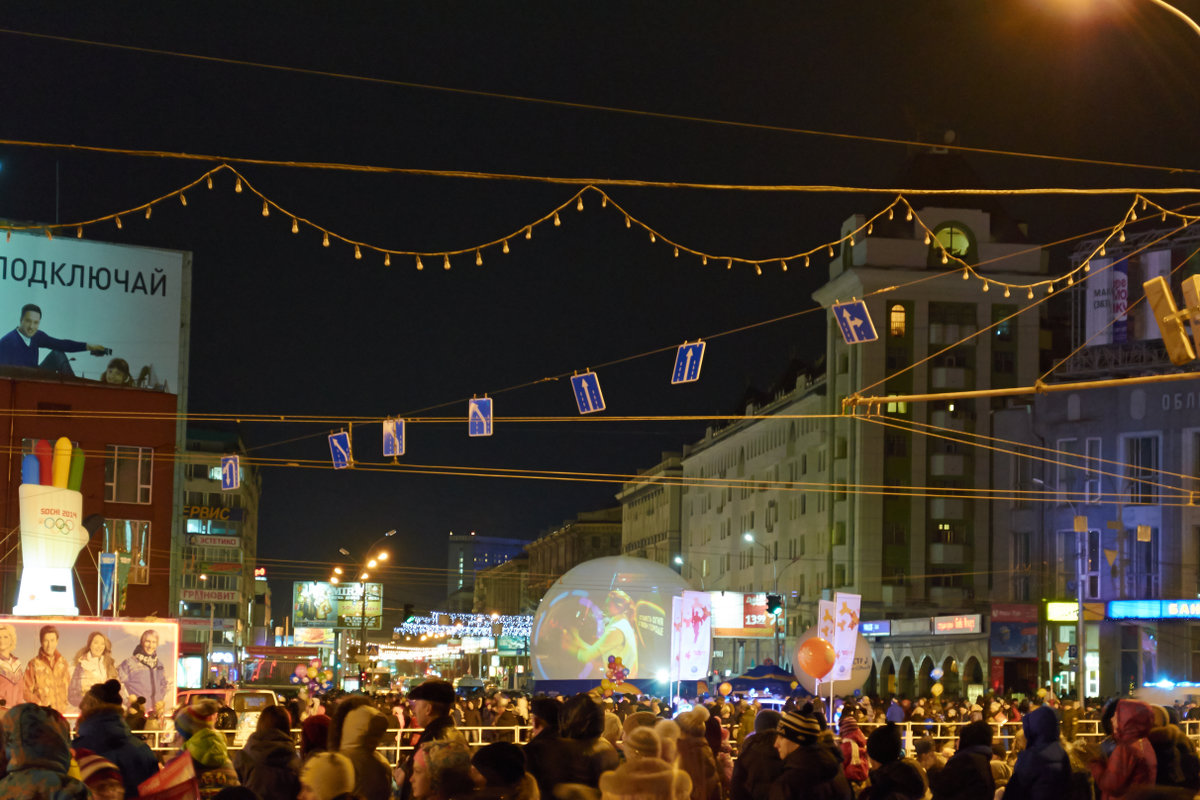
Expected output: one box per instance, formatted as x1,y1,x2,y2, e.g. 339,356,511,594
838,714,860,736
778,710,820,744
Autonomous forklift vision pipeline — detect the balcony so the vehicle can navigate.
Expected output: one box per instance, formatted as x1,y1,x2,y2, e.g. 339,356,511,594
930,367,970,390
929,498,964,519
929,586,967,607
881,585,907,605
929,454,965,476
928,543,965,565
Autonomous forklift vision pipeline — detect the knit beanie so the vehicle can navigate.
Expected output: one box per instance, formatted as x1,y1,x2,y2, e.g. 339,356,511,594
301,713,331,754
960,720,993,748
866,721,904,764
754,709,782,734
74,748,122,791
86,679,123,707
624,726,661,759
778,711,820,744
185,727,230,768
175,698,221,740
301,752,356,800
838,714,860,736
472,742,526,786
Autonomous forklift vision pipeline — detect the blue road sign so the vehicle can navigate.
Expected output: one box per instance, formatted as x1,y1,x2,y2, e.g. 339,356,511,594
571,371,606,414
468,397,493,437
832,300,878,344
671,341,706,384
382,418,405,457
220,455,240,490
329,431,353,469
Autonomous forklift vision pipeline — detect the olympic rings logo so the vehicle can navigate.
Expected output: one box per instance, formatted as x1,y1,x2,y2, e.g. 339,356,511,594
42,517,74,533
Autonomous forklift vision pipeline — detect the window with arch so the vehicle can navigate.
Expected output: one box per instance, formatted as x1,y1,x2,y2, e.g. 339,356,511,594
889,304,906,337
927,221,977,266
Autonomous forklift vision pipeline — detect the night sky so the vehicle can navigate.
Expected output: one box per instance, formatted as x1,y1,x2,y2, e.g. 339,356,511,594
1,1,1198,613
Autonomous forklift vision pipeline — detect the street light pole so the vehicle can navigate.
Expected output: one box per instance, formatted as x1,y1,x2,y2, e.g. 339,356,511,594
1034,478,1087,705
743,533,780,665
331,529,396,687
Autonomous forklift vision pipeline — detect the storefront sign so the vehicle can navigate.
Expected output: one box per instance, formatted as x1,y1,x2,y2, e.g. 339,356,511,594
991,604,1038,623
892,618,931,636
198,561,241,573
189,534,240,548
183,505,244,521
933,614,981,634
1108,599,1200,619
182,588,239,603
1046,601,1107,622
179,617,239,631
860,620,891,636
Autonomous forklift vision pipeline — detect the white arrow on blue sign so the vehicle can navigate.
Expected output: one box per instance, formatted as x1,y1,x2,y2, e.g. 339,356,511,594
832,300,879,344
220,455,240,490
468,398,493,437
571,371,606,414
671,340,706,384
329,431,353,469
382,418,405,457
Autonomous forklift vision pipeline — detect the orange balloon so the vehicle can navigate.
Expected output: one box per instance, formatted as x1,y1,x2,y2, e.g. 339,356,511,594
798,637,836,680
719,682,733,696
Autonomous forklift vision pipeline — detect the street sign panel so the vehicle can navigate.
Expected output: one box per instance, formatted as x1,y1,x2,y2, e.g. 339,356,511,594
220,455,240,490
832,300,878,344
570,371,605,414
328,431,352,469
382,418,405,457
468,397,493,437
671,341,705,384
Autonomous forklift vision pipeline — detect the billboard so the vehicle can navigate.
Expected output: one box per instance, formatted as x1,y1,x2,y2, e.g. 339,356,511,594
530,556,685,681
292,581,383,629
0,617,177,719
709,591,775,639
0,231,188,391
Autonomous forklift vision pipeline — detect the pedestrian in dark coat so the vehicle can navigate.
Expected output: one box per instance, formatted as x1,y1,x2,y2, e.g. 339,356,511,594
523,697,572,800
856,722,926,800
0,704,90,799
730,712,782,800
72,679,161,798
929,720,995,800
234,704,302,799
1007,704,1072,800
559,693,620,789
767,710,851,800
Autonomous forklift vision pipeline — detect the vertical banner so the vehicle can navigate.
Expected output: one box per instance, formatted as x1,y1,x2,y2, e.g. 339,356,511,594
99,552,117,612
116,553,132,612
1139,250,1172,340
669,595,683,682
832,592,861,681
677,591,712,681
1112,259,1129,343
1084,258,1112,345
818,599,836,644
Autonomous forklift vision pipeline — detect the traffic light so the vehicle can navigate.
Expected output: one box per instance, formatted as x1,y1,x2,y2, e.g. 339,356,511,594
766,593,784,616
1143,276,1200,365
402,603,415,622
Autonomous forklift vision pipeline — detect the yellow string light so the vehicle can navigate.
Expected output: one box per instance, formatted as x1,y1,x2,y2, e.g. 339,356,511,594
145,207,151,220
1119,230,1126,242
475,249,482,266
673,247,679,257
649,232,655,243
726,258,733,270
416,256,424,270
867,223,873,235
1004,286,1011,298
961,267,968,279
1046,283,1053,295
206,176,212,190
702,256,708,265
553,212,560,227
781,260,788,272
1027,287,1034,299
576,197,584,212
261,201,269,217
502,240,510,254
525,227,532,239
804,255,810,267
322,232,329,247
849,234,855,246
887,208,894,221
235,177,242,193
44,229,52,240
755,264,762,276
827,245,834,257
924,232,931,245
180,193,187,206
941,251,948,265
1132,209,1138,221
443,254,451,270
384,253,391,266
601,196,608,208
982,281,990,293
291,218,299,234
354,245,362,260
115,216,122,229
76,227,82,238
1100,245,1106,256
906,209,913,221
624,215,631,228
1083,261,1091,273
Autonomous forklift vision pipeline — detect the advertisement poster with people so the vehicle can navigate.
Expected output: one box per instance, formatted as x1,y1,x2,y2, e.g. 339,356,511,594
0,617,177,720
0,231,188,391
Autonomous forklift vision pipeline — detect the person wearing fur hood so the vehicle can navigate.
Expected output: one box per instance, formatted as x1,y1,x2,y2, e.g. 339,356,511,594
72,679,160,797
600,726,692,800
330,694,394,800
673,705,724,800
0,703,90,799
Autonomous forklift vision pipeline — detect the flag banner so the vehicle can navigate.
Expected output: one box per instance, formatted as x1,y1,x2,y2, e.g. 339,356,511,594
818,599,836,644
676,591,712,680
832,592,861,681
99,552,117,612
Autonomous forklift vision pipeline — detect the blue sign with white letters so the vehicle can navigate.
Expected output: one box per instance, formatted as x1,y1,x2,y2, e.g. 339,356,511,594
468,398,493,437
328,431,352,469
571,371,606,414
382,418,405,457
671,341,706,384
832,300,878,344
220,455,240,490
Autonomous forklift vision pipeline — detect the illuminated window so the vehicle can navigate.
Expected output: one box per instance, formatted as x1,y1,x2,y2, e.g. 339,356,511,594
889,305,906,337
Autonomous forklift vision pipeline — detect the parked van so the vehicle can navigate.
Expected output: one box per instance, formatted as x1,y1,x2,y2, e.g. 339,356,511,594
176,688,280,746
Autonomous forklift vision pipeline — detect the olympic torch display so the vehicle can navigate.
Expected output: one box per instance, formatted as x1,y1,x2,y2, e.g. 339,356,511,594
13,437,89,616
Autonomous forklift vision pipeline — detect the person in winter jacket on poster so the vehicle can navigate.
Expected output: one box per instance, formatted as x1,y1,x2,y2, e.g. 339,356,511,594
1006,703,1072,800
72,679,160,797
1089,698,1157,800
837,714,869,787
855,722,926,800
234,704,302,799
929,720,995,800
66,632,119,710
0,703,90,799
22,625,71,714
117,630,171,723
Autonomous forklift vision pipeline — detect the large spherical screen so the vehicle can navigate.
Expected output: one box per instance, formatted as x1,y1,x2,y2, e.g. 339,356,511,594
531,556,688,681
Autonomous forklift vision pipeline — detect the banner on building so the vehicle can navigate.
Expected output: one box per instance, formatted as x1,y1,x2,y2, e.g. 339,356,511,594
99,552,117,612
669,596,682,681
1084,258,1112,345
1139,250,1172,340
1112,259,1129,342
709,591,774,639
672,591,712,681
831,592,861,681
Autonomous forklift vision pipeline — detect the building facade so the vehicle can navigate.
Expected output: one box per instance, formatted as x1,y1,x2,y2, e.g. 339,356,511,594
446,532,529,611
523,507,622,610
473,554,530,615
616,452,682,568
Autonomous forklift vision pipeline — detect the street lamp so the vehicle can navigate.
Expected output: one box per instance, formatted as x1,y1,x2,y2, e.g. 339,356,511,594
329,529,396,685
1033,478,1088,705
673,555,706,590
743,533,783,666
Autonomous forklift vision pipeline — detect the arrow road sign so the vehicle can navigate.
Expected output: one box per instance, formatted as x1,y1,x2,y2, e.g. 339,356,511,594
329,431,353,469
468,397,493,437
571,371,606,414
671,341,706,384
220,455,240,490
382,418,405,457
832,300,878,344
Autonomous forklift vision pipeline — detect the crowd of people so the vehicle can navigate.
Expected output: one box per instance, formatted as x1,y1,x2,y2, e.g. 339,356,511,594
3,679,1200,799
